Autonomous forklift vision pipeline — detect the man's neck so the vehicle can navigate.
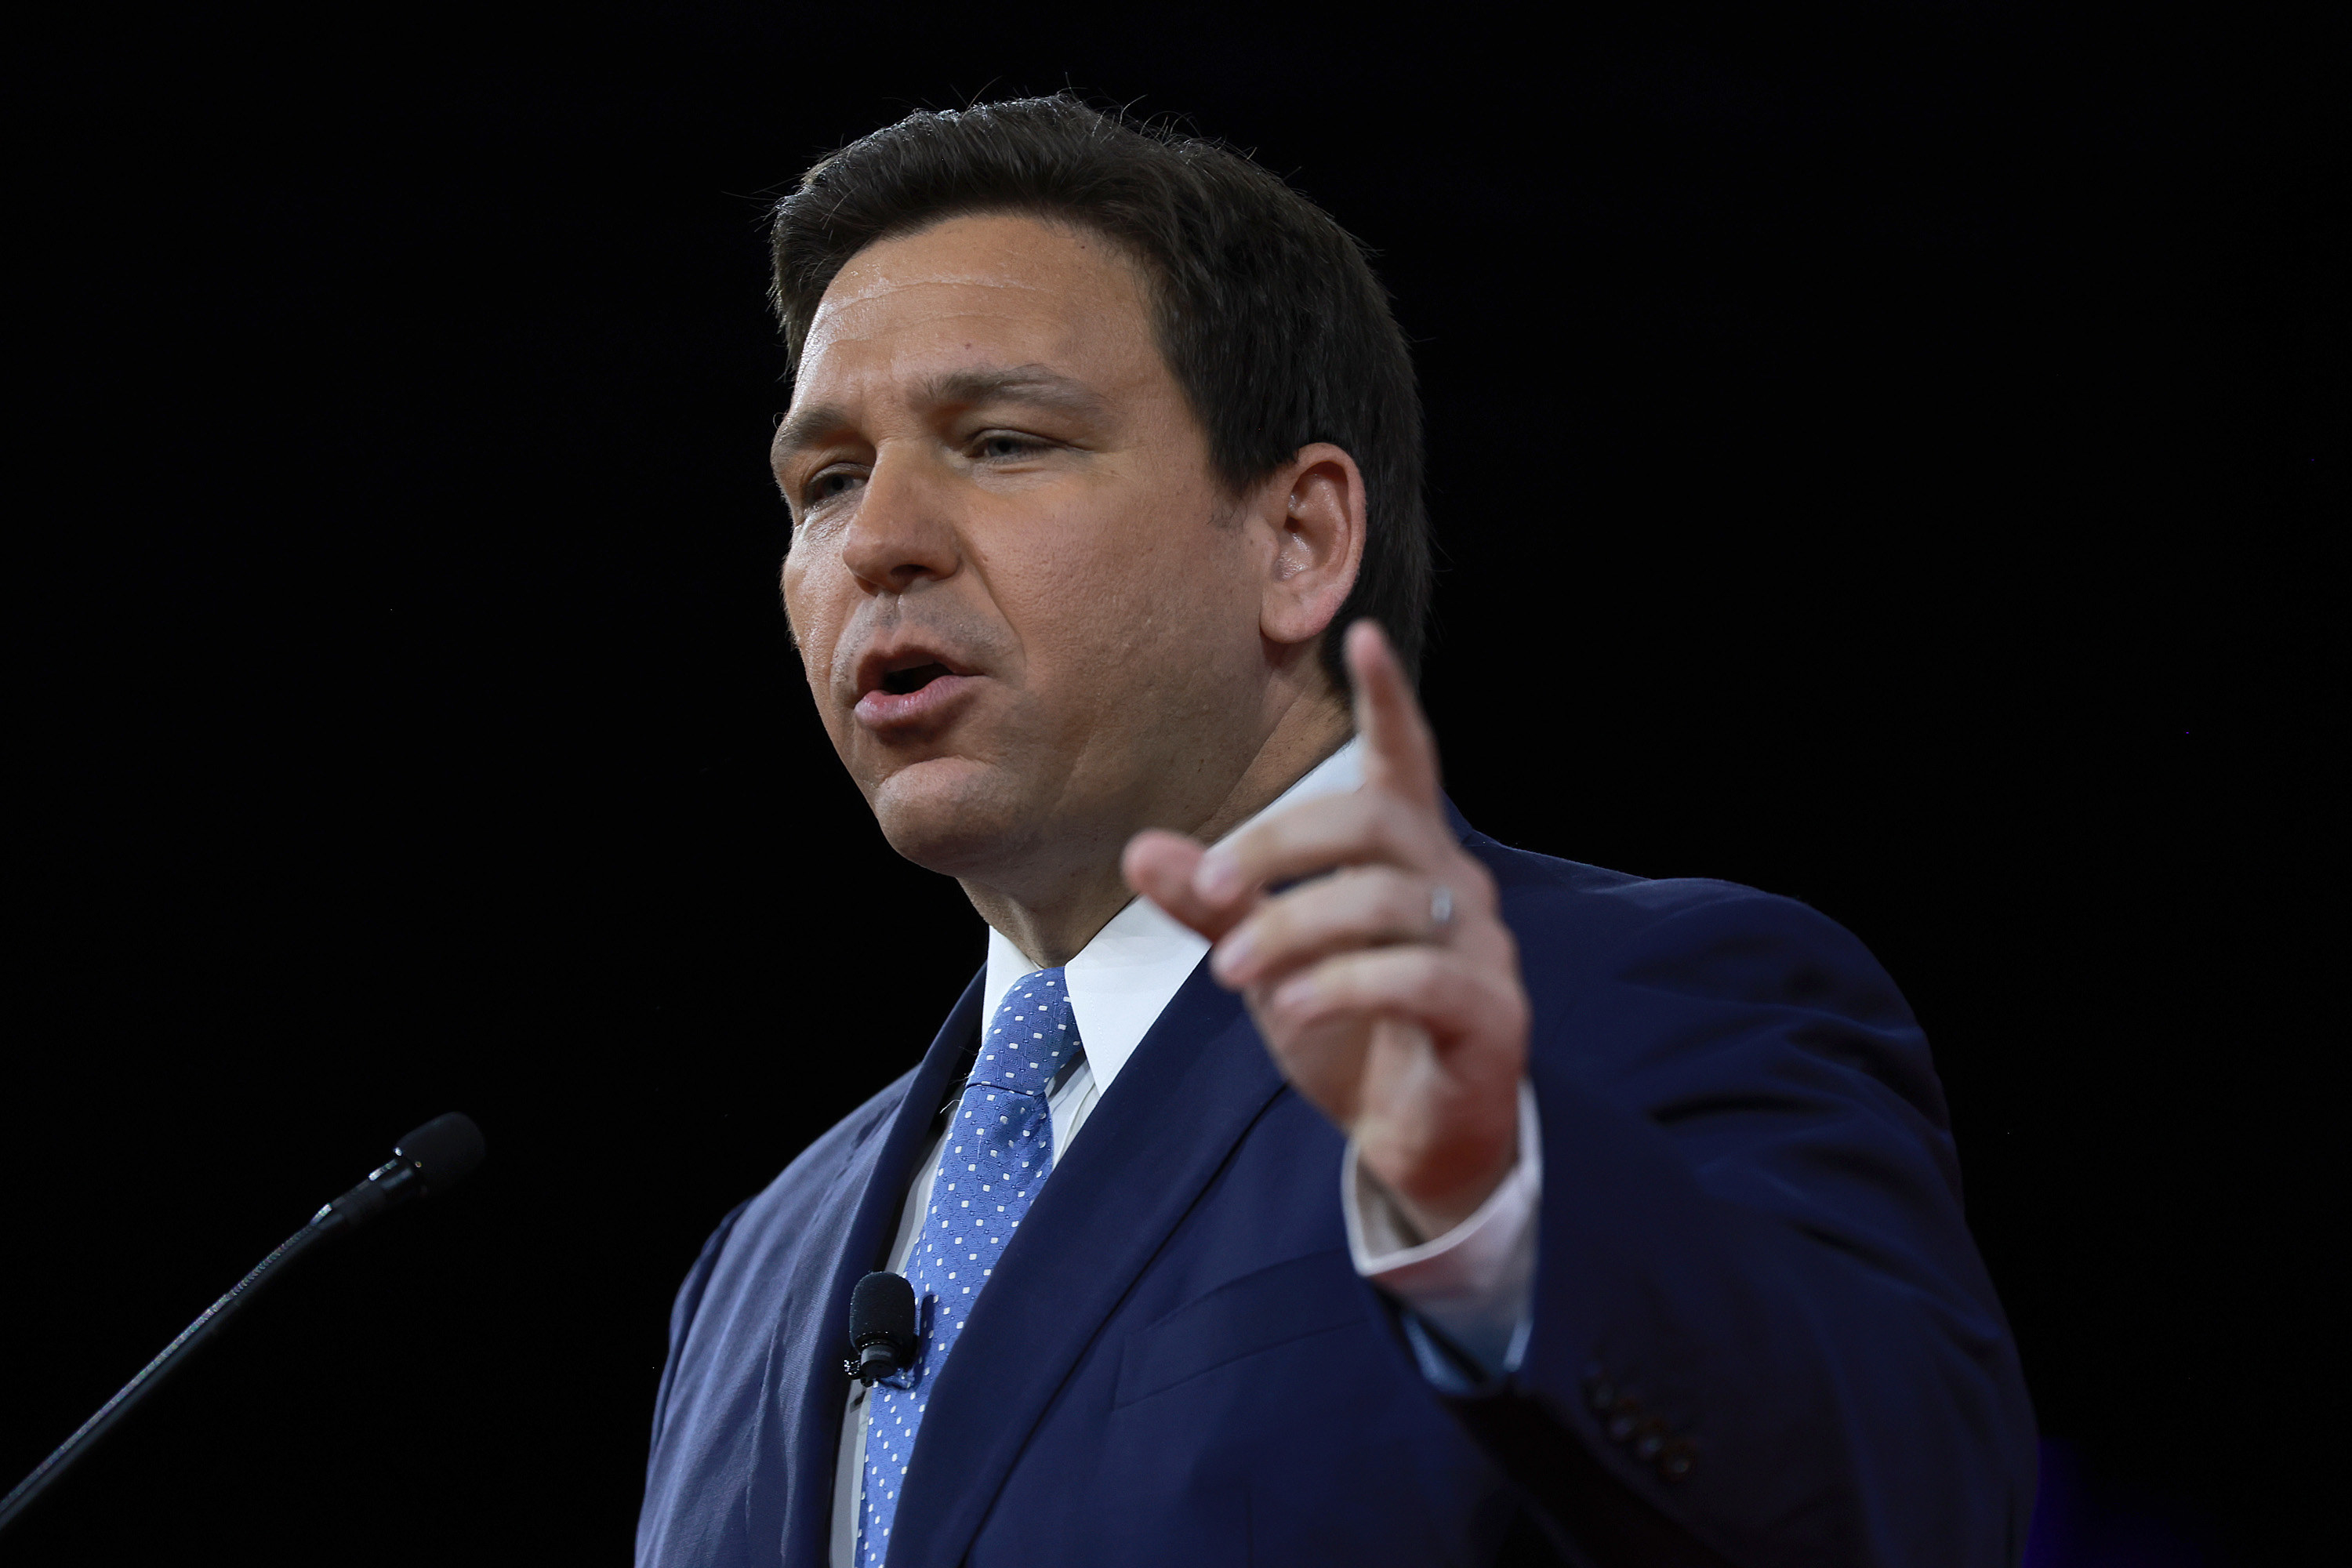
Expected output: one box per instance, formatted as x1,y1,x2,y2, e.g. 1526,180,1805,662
962,697,1352,968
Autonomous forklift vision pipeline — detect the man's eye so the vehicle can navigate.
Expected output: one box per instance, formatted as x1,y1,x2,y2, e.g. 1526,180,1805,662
975,433,1044,461
806,470,864,504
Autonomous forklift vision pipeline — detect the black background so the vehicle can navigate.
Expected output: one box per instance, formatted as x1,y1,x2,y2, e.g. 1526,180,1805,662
10,2,2337,1563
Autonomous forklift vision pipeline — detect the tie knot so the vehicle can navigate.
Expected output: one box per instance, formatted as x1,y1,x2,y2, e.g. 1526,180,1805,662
977,968,1079,1095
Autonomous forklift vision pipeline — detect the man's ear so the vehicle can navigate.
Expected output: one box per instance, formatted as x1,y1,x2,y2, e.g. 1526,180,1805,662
1254,441,1367,655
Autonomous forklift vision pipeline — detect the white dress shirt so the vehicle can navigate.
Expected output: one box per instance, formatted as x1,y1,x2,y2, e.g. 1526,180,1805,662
828,739,1542,1566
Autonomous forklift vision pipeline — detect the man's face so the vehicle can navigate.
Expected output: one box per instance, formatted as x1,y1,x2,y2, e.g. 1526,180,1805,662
775,213,1279,895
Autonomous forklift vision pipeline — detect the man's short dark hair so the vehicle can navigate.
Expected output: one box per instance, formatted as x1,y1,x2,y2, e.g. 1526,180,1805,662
769,95,1431,691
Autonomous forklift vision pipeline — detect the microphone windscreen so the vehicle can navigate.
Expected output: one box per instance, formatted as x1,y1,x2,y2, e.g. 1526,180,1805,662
850,1272,916,1346
395,1113,488,1196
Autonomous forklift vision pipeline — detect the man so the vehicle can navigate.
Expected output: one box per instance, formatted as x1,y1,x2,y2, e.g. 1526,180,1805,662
637,96,2035,1567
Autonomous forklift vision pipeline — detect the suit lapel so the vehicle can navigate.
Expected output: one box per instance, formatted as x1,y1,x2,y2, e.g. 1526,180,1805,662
779,968,989,1567
889,957,1285,1566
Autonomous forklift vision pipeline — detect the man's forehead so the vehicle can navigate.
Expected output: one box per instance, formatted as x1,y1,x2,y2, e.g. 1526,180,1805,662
795,295,1101,396
782,216,1160,439
806,214,1145,347
816,252,1068,311
833,211,1138,286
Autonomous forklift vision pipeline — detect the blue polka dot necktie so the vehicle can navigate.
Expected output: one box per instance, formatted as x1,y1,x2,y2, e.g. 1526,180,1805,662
858,969,1077,1567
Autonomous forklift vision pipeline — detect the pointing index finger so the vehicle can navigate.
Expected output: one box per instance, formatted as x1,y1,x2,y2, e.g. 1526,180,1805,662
1346,619,1440,811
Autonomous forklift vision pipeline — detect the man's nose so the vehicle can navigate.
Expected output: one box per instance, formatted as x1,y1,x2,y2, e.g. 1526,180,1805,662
839,449,960,593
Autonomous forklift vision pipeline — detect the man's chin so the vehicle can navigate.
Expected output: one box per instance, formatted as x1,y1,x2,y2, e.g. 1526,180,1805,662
865,755,1032,878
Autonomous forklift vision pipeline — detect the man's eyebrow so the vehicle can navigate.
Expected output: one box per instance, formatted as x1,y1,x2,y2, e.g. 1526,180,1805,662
772,402,851,472
771,365,1112,472
922,365,1112,419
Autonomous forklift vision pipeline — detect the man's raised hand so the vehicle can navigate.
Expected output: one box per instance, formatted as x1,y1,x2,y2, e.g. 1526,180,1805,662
1123,620,1530,1240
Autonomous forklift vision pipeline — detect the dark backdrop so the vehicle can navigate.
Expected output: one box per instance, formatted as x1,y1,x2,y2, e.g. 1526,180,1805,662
11,3,2336,1564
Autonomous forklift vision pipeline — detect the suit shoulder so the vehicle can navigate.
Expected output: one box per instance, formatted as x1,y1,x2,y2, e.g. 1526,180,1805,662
1465,830,1904,1008
1465,828,1794,933
727,1066,916,1237
666,1071,910,1309
658,1068,918,1366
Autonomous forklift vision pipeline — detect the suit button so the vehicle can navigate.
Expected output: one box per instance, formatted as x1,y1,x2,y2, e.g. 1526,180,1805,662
1633,1417,1670,1460
1605,1396,1641,1443
1584,1377,1617,1414
1658,1439,1697,1481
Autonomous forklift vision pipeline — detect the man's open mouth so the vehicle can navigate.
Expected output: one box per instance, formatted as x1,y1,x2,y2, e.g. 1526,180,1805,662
851,641,982,728
880,662,952,696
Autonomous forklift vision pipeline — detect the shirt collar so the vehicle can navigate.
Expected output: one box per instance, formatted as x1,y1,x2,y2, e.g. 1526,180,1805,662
984,735,1366,1094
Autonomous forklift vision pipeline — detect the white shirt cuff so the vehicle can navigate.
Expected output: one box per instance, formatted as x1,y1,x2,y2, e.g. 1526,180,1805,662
1341,1079,1541,1388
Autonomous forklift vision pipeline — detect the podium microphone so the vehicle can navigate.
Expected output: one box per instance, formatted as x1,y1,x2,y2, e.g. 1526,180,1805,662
0,1112,488,1534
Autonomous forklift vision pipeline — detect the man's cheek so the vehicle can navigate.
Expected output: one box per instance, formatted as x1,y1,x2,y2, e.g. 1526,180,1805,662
778,585,837,691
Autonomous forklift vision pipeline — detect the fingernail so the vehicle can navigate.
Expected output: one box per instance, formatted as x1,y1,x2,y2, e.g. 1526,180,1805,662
1272,973,1316,1012
1196,848,1241,902
1211,929,1254,982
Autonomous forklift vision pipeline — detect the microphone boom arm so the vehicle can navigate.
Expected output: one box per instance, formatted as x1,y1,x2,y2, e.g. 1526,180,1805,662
0,1113,485,1535
0,1212,336,1531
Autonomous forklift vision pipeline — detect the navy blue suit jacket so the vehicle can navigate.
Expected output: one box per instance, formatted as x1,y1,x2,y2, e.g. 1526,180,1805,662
637,814,2036,1566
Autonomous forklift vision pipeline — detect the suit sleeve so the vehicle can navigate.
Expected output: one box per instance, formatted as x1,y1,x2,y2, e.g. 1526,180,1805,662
644,1200,750,1468
1440,887,2036,1568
